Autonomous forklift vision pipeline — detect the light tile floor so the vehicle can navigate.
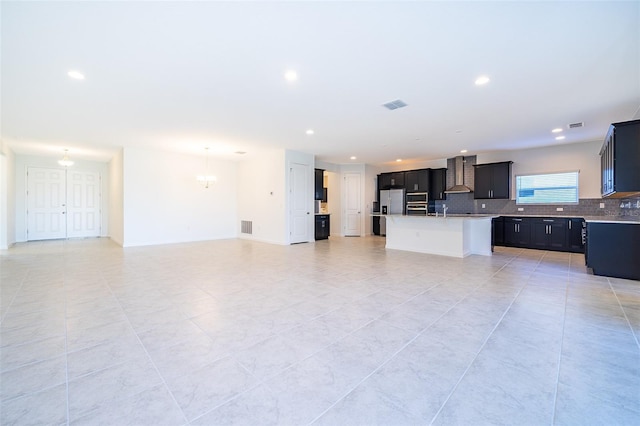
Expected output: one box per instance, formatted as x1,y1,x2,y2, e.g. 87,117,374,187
1,236,639,425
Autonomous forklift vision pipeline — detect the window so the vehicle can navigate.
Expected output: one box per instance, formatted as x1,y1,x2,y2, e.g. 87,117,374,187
516,171,579,205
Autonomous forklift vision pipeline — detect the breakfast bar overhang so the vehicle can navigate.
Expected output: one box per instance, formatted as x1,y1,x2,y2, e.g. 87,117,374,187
382,215,496,258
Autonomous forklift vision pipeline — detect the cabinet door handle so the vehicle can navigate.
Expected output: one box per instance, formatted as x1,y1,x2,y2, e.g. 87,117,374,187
568,221,571,230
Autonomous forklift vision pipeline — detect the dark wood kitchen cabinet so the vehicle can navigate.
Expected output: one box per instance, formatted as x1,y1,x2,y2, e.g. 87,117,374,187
531,218,566,250
315,214,330,240
430,168,447,200
496,216,585,253
314,169,324,200
405,169,430,192
492,217,504,246
600,119,640,198
566,218,585,253
378,172,405,190
586,222,640,280
504,217,531,247
473,162,512,199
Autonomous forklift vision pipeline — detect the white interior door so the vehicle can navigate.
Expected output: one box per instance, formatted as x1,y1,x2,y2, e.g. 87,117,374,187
344,173,362,236
67,170,101,238
290,163,310,244
27,167,67,240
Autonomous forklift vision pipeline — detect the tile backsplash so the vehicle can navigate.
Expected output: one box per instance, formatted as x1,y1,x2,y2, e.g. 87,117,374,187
435,195,640,217
439,154,639,217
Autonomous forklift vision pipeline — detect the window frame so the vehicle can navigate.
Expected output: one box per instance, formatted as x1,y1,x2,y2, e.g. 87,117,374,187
515,170,580,205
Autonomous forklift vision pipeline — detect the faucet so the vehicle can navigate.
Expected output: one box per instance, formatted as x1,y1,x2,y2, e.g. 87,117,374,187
443,204,448,218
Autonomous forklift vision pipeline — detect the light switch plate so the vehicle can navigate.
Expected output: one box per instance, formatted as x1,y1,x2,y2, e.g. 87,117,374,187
600,203,605,208
556,207,564,211
482,204,486,208
517,207,524,211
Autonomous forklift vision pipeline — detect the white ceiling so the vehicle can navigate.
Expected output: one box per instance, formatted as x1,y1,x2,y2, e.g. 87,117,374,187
2,1,639,166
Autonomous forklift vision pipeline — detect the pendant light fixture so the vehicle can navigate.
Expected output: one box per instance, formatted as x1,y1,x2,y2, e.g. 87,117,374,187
58,149,74,167
196,147,217,188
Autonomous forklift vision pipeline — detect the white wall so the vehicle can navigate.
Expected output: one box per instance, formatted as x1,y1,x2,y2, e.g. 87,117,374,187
0,146,16,249
237,149,287,245
108,149,124,246
381,158,447,173
122,147,237,247
477,140,602,199
13,154,110,242
1,147,16,248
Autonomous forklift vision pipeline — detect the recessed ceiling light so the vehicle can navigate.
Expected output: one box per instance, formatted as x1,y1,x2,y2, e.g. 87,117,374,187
552,128,563,133
305,129,314,135
455,130,463,134
396,159,402,162
234,151,246,155
284,70,298,81
460,149,468,153
350,156,357,160
555,135,566,140
68,70,85,80
474,75,490,85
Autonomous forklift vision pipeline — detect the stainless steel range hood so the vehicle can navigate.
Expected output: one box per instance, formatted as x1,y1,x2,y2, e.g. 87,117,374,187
445,156,473,194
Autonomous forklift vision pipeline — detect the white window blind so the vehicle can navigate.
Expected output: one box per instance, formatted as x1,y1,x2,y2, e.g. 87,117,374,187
516,171,579,205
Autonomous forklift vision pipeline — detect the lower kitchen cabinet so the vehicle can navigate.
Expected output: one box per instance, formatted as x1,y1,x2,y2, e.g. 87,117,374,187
315,214,330,240
531,218,566,250
492,217,504,246
566,218,586,253
504,217,531,247
586,222,640,280
498,216,585,253
373,216,380,235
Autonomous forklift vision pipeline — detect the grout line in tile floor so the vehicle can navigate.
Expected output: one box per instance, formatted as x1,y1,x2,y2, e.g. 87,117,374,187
310,249,528,425
3,238,639,424
608,277,640,351
98,265,192,425
189,265,477,424
549,251,571,426
424,248,542,425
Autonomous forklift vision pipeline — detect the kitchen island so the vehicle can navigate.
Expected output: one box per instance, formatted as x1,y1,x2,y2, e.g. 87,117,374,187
381,214,496,258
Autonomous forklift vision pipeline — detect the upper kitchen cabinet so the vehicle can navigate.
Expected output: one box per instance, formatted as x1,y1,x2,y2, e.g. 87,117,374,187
430,168,447,200
473,161,512,199
314,169,324,200
378,172,405,190
405,169,430,192
600,119,640,198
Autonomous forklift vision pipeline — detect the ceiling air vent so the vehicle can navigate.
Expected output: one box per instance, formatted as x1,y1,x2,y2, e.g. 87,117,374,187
568,122,584,129
382,99,408,110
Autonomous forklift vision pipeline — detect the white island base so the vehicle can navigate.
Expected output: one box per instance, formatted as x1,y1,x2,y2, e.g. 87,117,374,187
384,215,494,258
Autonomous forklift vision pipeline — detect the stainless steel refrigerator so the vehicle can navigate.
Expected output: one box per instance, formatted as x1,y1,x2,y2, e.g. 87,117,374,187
379,189,405,236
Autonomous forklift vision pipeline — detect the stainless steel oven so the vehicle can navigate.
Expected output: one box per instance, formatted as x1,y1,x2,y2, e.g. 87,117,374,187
406,192,428,216
406,205,428,215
